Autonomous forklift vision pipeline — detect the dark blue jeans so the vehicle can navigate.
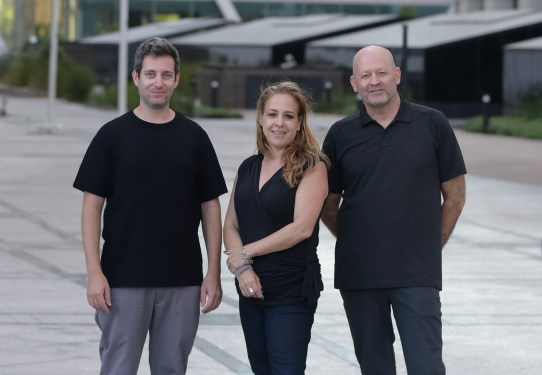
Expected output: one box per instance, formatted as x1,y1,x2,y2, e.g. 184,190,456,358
341,287,445,375
239,299,316,375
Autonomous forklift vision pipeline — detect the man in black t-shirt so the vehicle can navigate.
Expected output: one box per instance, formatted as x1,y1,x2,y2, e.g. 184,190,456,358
73,37,227,375
321,45,466,375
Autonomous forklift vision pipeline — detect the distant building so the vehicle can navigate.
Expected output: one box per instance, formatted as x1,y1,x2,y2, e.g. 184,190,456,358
503,36,542,108
0,0,451,51
61,18,227,83
170,14,397,66
306,9,542,117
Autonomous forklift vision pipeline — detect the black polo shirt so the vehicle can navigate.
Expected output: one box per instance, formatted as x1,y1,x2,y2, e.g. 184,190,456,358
323,99,466,290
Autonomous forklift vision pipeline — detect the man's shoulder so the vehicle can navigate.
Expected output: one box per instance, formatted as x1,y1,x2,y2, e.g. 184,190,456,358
173,111,207,134
101,110,133,128
92,112,131,139
327,111,360,136
406,101,446,121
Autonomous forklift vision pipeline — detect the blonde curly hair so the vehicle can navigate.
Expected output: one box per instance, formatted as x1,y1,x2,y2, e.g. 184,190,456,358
256,81,329,188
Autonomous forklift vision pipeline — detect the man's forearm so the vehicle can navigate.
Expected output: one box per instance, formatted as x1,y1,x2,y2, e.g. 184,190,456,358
321,193,341,238
201,198,222,275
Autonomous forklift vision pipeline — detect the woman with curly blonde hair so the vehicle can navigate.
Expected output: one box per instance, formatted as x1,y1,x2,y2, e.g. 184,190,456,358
224,81,329,374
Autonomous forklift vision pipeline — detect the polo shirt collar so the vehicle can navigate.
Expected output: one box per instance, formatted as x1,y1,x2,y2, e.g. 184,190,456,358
359,96,412,128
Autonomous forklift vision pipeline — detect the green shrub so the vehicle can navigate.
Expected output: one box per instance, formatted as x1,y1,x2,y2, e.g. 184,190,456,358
517,83,542,120
314,91,359,115
0,53,17,83
4,54,44,87
192,104,242,119
3,45,94,102
521,97,542,120
90,84,118,108
58,65,95,101
463,115,542,140
399,6,419,19
90,83,139,108
170,95,195,115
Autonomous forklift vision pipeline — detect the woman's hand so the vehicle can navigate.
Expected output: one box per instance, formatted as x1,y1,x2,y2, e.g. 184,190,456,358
225,247,249,274
237,269,263,300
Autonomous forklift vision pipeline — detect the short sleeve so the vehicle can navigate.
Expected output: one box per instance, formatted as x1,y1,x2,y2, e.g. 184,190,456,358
195,129,228,202
73,126,114,198
322,125,343,194
435,112,467,182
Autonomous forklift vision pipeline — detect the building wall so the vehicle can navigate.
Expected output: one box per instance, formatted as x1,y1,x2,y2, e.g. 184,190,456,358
483,0,515,10
208,46,272,66
454,0,541,11
518,0,542,9
305,46,357,69
503,49,542,106
197,66,343,108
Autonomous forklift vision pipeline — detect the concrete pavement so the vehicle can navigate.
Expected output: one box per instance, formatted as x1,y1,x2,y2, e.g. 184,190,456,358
0,97,541,374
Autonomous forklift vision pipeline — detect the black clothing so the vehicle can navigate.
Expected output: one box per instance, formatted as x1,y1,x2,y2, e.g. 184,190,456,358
323,99,466,290
234,154,323,306
341,287,445,374
73,111,227,287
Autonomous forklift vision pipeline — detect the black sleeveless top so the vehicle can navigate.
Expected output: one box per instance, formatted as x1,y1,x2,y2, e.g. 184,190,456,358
234,154,323,306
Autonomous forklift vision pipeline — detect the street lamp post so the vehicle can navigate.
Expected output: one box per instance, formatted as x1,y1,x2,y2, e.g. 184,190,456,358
46,0,60,130
324,81,333,104
482,93,491,133
210,80,220,108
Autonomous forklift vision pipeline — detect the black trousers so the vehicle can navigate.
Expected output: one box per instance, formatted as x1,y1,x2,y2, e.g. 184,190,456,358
341,287,445,375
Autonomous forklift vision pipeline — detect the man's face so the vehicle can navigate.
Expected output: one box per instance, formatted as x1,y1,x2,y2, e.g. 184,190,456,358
132,54,179,110
350,49,401,109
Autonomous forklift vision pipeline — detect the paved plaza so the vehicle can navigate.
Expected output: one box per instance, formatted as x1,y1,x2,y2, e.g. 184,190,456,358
0,96,541,374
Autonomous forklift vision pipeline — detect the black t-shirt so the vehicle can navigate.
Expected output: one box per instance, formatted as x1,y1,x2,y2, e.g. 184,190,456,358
234,154,323,306
323,99,466,291
73,111,227,287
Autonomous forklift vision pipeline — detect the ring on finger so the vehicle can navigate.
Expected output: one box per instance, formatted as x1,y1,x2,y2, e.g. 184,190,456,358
248,287,254,294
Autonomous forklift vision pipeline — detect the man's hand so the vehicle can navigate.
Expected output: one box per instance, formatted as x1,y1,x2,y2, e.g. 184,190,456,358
200,273,222,314
87,271,111,313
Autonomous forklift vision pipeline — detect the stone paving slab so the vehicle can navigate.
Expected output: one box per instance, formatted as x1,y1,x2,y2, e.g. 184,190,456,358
0,97,541,374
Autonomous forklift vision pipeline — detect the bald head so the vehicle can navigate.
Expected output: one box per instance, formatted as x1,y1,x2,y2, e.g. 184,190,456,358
353,45,397,75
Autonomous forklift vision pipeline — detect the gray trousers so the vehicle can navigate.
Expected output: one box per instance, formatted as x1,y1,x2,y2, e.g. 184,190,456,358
95,286,200,375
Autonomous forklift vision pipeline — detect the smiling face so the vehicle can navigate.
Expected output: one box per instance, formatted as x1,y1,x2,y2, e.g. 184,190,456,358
132,54,179,110
259,93,301,153
350,46,401,109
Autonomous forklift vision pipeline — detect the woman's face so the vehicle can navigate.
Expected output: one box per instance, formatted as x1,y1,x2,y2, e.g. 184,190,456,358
260,93,300,151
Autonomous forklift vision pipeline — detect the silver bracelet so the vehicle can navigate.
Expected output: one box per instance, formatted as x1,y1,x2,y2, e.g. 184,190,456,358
234,264,252,279
241,245,253,264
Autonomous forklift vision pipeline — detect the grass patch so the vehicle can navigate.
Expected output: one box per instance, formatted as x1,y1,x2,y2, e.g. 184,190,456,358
191,104,242,119
463,115,542,140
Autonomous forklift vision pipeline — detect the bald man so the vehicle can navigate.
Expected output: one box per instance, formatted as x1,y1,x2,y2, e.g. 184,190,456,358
321,45,466,374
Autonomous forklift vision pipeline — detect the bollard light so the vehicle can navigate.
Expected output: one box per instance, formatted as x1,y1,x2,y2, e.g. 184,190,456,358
210,80,220,108
481,93,491,133
324,81,333,104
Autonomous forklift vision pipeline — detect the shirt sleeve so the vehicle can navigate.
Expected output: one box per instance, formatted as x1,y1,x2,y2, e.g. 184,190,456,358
435,112,467,182
322,125,343,195
73,126,114,198
195,129,228,202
